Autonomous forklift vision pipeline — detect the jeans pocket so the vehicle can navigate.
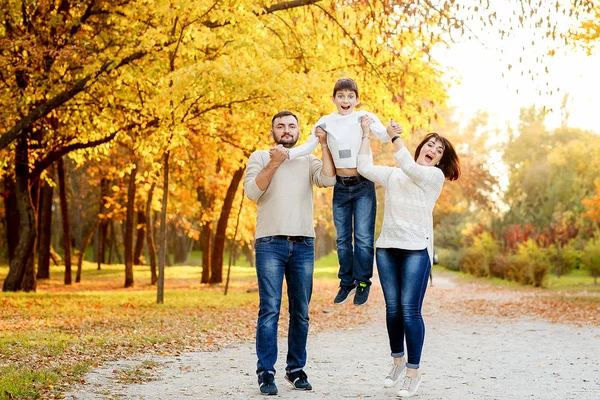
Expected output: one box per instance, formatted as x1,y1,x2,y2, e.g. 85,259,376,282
302,237,315,247
255,236,273,247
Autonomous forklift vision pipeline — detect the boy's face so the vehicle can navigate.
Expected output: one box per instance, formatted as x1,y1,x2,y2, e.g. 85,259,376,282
332,89,358,115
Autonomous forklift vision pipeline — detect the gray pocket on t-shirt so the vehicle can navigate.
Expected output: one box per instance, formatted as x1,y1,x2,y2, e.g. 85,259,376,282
339,149,352,159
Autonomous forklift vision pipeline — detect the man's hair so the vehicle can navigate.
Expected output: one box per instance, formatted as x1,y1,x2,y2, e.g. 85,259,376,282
414,133,461,181
271,110,299,129
333,78,359,97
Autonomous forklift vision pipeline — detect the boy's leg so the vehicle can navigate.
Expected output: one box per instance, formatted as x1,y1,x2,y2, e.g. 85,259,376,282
352,180,376,287
332,183,357,304
255,236,286,376
285,237,314,377
332,183,355,288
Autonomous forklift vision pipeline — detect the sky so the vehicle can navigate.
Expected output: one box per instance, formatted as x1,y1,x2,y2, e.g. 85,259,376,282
432,9,600,135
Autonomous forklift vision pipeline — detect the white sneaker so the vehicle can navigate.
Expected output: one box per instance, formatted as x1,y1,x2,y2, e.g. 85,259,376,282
396,372,422,397
384,362,406,388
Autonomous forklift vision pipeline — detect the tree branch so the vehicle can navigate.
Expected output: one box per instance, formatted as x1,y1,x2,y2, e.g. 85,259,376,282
203,0,322,28
30,131,118,180
0,50,146,151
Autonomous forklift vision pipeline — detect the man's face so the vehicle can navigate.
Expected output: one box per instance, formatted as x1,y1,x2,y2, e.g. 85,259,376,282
271,115,300,148
332,89,358,115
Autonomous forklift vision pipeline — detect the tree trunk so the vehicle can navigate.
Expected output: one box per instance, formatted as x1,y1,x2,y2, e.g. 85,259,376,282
36,179,53,279
3,136,37,292
124,165,138,288
200,223,212,284
174,233,188,264
157,151,169,304
134,210,146,265
22,180,40,292
76,219,101,283
4,177,18,261
98,178,110,269
146,181,157,285
57,157,72,285
210,167,244,284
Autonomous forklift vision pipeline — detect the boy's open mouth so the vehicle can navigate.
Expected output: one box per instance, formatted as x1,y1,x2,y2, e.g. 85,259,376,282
341,105,351,111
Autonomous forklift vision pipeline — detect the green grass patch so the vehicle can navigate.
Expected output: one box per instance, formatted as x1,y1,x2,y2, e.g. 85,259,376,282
0,366,61,400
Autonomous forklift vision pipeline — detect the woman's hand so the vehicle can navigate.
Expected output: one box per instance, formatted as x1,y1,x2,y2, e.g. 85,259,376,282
386,120,403,139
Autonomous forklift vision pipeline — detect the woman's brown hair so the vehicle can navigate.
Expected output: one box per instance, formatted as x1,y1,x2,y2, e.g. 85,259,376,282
414,133,461,181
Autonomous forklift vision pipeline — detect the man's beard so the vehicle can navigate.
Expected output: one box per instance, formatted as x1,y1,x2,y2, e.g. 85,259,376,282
277,135,298,148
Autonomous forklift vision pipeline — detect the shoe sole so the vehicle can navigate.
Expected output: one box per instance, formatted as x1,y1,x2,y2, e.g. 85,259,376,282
354,298,368,306
333,287,356,305
284,376,312,390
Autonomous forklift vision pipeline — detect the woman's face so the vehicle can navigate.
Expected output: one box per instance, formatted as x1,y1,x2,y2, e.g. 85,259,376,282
417,138,444,167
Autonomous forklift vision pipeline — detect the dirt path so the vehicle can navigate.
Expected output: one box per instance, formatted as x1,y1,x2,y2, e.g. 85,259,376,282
65,275,600,400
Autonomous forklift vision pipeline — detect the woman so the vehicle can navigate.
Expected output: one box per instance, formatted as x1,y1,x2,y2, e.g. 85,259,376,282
357,117,460,397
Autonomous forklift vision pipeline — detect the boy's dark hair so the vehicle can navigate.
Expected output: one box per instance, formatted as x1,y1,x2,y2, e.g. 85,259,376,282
333,78,359,97
414,133,461,181
271,110,299,129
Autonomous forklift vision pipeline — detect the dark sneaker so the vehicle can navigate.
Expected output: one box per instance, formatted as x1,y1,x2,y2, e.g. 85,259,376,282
333,285,356,305
285,369,312,390
353,282,370,306
258,372,278,395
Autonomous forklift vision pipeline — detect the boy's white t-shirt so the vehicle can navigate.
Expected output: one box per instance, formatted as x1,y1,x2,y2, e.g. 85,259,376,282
288,111,391,168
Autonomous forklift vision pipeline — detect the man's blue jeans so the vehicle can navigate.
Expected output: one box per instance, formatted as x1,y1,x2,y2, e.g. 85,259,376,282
376,248,431,369
332,179,376,287
255,236,314,375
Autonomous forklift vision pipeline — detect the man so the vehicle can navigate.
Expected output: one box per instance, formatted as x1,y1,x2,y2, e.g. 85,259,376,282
244,110,336,395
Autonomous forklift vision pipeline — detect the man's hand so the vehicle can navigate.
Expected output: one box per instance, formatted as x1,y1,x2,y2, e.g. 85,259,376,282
360,116,374,135
386,119,403,139
315,127,328,145
269,145,289,165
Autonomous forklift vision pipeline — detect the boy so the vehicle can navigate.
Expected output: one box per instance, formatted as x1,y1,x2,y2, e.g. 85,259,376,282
289,78,390,306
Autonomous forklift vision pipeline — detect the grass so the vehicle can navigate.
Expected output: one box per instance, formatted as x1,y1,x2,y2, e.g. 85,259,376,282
0,255,344,400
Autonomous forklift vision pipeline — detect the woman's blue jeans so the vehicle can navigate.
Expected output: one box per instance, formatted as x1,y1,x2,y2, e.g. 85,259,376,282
332,179,376,287
376,248,431,369
254,236,314,375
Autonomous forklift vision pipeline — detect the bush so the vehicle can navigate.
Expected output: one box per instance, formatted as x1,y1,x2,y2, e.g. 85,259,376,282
509,240,553,287
460,232,499,277
582,236,600,284
436,247,463,271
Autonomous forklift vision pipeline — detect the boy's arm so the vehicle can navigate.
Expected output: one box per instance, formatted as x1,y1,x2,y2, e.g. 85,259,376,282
361,112,391,142
288,133,319,159
288,116,328,159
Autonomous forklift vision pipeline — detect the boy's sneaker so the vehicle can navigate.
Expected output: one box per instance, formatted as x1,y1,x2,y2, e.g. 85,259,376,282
353,282,370,306
285,369,312,390
258,372,278,395
383,362,406,388
396,372,422,397
333,285,356,305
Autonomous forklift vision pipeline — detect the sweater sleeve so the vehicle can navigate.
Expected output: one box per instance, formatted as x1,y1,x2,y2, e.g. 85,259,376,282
288,115,328,160
243,152,266,201
357,153,395,187
364,112,391,143
394,148,444,194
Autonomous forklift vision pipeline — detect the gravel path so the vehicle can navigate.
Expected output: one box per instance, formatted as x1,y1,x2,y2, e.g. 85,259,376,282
65,277,600,400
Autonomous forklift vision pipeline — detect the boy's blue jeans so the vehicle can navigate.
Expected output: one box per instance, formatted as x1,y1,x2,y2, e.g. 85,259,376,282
254,236,314,375
332,178,376,287
376,247,431,369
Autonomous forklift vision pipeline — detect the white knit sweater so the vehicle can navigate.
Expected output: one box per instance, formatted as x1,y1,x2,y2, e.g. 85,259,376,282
357,148,445,266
